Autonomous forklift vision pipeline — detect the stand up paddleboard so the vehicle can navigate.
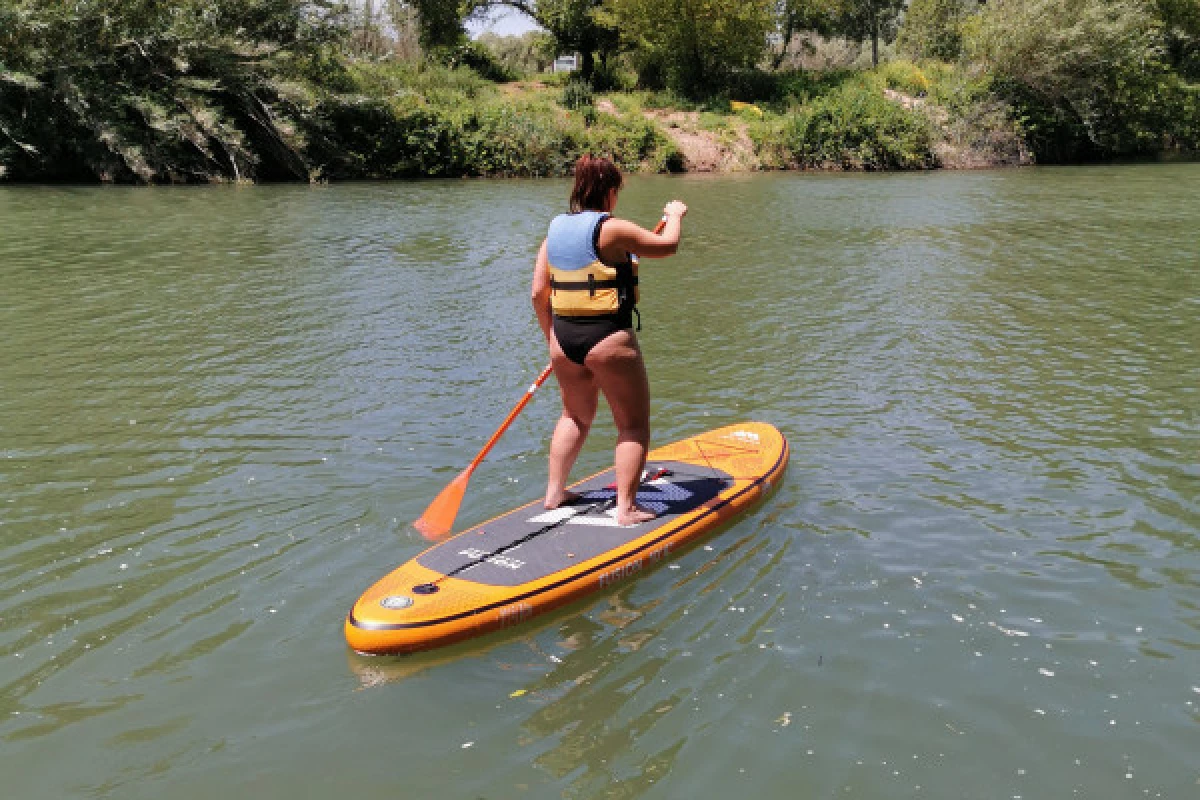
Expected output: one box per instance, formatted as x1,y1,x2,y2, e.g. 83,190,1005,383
346,421,788,655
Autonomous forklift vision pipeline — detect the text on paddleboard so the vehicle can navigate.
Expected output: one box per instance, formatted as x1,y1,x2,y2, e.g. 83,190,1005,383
458,548,525,570
598,543,671,588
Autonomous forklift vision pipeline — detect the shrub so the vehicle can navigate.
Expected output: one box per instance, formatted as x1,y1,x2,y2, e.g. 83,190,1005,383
560,78,594,111
458,105,574,177
302,95,468,179
784,82,937,169
874,60,932,96
964,0,1177,157
581,112,682,172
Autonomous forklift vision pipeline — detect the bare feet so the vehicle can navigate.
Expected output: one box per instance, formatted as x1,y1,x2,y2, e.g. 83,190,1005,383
543,489,582,510
616,504,656,527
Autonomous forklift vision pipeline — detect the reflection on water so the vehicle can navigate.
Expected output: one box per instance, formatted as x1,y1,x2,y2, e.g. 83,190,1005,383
2,166,1199,799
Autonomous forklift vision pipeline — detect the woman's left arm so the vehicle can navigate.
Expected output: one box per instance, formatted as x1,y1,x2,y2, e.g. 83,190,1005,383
531,239,553,344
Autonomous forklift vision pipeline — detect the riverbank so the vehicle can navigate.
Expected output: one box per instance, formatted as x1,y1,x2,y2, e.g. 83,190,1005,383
3,57,1195,183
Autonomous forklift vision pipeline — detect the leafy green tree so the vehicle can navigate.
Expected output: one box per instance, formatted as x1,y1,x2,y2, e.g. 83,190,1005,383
604,0,775,97
411,0,498,49
477,30,557,74
482,1,618,83
829,0,907,66
0,1,351,182
964,0,1182,156
897,0,970,61
1154,0,1200,78
965,0,1161,103
772,0,841,68
411,0,466,48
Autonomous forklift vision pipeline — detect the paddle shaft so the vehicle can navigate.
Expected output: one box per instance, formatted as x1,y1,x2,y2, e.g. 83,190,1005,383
465,363,553,476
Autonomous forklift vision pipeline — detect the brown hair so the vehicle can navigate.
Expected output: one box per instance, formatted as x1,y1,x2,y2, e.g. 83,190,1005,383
569,154,623,212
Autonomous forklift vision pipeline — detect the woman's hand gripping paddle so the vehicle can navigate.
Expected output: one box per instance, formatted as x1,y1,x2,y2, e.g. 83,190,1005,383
413,216,669,541
414,364,554,540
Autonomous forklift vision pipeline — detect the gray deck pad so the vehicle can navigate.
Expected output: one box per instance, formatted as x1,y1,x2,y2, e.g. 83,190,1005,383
417,461,733,587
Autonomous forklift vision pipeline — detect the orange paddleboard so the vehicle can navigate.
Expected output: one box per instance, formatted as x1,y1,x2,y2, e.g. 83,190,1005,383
345,422,788,655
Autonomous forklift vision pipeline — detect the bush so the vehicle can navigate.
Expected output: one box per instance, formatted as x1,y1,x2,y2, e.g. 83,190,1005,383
428,41,515,83
874,60,933,96
302,96,468,179
964,0,1180,158
560,78,594,111
784,82,937,169
458,105,574,177
581,112,682,172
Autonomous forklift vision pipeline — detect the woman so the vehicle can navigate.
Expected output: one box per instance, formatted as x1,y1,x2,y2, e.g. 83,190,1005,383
531,155,688,526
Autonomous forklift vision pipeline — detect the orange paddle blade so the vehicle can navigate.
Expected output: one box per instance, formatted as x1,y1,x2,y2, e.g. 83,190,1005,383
413,470,471,540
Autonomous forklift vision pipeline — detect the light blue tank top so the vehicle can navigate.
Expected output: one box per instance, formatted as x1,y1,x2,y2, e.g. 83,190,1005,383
546,211,608,271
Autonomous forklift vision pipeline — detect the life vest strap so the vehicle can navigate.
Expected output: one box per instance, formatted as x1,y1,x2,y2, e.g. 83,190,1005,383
549,278,633,290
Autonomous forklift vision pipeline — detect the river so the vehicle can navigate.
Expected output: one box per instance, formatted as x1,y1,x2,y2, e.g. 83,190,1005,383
2,165,1197,798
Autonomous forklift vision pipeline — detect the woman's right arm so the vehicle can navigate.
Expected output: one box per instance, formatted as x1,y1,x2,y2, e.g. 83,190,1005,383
601,200,688,259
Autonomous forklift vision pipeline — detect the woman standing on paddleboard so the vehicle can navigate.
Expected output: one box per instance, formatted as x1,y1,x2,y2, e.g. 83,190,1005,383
532,154,688,527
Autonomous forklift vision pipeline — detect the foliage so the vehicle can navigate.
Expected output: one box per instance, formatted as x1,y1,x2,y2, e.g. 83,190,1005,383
781,80,937,168
1,0,1197,181
0,0,350,182
479,1,618,83
772,0,842,67
476,30,556,74
428,39,515,81
296,63,679,178
411,0,470,49
873,60,933,95
605,0,776,98
963,0,1195,156
560,77,595,109
1153,0,1200,78
897,0,970,61
828,0,908,66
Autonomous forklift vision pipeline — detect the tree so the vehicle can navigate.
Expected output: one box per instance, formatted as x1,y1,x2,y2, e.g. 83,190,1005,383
772,0,841,68
897,0,971,61
410,0,465,48
964,0,1171,155
477,30,557,73
830,0,907,66
0,1,351,182
605,0,775,97
481,1,618,83
1153,0,1200,78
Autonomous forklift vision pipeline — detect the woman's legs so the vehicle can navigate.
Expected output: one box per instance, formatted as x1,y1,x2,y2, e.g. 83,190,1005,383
545,330,598,509
586,330,654,526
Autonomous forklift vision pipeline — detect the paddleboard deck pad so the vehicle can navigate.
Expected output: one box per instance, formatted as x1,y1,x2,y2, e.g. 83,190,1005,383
345,421,788,655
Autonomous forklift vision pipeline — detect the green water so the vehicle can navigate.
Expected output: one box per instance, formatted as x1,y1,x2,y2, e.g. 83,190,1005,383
2,166,1197,799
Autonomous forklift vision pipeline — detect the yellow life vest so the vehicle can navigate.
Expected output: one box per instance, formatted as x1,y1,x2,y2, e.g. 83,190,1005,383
547,211,639,318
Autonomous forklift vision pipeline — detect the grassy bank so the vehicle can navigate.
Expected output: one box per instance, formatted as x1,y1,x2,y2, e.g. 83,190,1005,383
3,53,1197,183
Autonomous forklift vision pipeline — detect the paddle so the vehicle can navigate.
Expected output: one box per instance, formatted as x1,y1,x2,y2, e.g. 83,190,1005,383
414,363,554,540
413,215,670,541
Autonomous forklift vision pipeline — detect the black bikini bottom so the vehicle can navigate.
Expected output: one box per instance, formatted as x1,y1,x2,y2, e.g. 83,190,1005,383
553,315,630,366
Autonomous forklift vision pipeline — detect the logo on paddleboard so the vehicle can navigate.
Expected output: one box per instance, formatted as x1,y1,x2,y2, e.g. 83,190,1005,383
379,595,414,610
